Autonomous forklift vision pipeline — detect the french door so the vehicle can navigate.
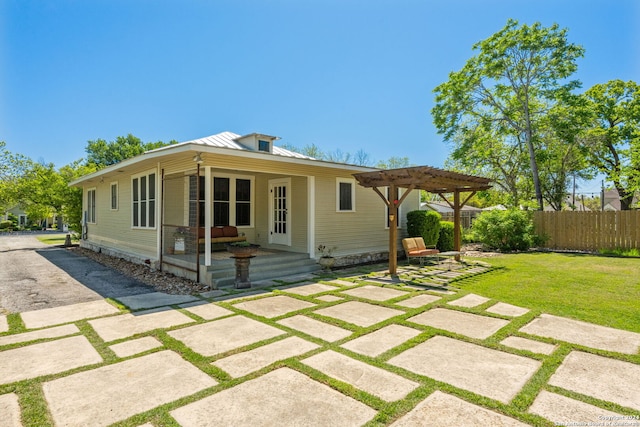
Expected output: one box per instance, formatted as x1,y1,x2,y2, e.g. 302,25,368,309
269,178,291,245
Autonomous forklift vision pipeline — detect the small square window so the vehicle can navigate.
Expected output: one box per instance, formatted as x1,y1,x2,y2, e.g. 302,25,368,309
258,140,270,152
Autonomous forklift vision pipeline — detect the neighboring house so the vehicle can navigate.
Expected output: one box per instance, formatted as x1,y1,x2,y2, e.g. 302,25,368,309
3,206,28,227
70,131,420,286
421,201,482,228
603,189,638,211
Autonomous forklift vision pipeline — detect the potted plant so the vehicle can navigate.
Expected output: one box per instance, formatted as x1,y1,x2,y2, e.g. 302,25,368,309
317,244,337,270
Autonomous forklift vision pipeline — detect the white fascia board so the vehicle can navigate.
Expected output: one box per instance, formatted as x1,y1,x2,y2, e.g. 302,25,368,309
71,143,379,187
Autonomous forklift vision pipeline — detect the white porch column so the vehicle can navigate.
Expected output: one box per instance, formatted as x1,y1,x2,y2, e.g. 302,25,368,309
204,166,212,267
308,176,315,257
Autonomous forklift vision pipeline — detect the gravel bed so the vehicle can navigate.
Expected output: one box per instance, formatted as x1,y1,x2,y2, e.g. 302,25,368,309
71,247,209,295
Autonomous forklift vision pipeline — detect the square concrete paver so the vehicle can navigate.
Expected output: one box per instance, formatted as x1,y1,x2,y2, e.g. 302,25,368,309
233,295,315,318
395,294,441,308
315,295,343,302
314,301,404,327
116,292,201,310
0,324,79,347
390,391,529,427
548,351,640,411
0,335,103,385
528,390,623,426
501,336,557,355
179,301,234,320
170,367,376,426
486,302,530,317
0,393,21,427
20,300,120,329
388,336,541,403
277,315,352,342
168,315,285,357
282,282,339,296
408,308,510,339
520,314,640,354
88,307,195,342
302,350,419,402
213,336,319,377
341,325,421,357
109,336,163,358
447,293,490,308
341,285,409,301
43,350,217,427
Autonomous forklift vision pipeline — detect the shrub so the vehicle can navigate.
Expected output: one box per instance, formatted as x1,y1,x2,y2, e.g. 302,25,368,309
437,221,455,252
406,210,441,246
0,220,13,230
471,209,537,251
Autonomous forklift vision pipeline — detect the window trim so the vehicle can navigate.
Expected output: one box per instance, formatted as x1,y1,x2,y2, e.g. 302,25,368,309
110,182,118,211
87,188,96,224
212,173,255,228
131,170,157,229
336,178,356,212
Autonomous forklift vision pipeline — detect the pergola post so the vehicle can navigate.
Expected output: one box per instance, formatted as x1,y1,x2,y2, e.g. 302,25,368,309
388,184,398,275
453,191,461,261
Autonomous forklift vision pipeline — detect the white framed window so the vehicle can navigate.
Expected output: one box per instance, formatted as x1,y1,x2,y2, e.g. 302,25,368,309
213,174,254,227
110,182,118,211
87,188,96,224
336,178,355,212
132,171,156,228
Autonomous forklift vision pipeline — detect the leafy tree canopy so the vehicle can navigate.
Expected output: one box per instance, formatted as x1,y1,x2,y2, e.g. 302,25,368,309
579,79,640,210
85,134,176,169
433,19,585,210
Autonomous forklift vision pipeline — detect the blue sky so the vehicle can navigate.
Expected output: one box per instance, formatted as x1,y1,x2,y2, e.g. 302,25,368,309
2,0,638,194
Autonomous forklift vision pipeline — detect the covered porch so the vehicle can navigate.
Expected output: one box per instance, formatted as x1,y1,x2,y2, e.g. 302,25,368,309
158,163,316,285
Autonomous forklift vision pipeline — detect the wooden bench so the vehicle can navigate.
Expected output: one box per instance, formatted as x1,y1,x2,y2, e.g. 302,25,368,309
402,237,439,266
198,226,246,249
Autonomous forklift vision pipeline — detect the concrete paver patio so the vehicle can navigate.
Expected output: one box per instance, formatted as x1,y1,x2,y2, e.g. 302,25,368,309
1,265,638,426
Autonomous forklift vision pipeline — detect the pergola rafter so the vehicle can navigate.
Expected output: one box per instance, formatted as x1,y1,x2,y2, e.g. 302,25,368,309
353,166,492,275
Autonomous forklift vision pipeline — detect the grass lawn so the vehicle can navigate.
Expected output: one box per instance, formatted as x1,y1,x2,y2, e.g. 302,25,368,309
461,252,640,333
36,234,77,245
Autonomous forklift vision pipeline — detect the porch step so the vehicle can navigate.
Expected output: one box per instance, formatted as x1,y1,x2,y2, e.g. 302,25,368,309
206,252,322,288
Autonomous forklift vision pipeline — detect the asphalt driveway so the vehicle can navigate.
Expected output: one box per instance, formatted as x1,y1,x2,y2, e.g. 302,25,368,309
0,234,153,314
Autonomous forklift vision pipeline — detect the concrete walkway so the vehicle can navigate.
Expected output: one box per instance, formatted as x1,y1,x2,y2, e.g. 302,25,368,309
1,264,639,426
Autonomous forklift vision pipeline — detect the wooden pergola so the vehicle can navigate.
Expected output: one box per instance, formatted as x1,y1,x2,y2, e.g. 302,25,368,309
353,166,492,275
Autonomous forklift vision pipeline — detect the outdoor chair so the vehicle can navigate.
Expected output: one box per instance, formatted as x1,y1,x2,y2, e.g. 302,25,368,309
402,237,439,266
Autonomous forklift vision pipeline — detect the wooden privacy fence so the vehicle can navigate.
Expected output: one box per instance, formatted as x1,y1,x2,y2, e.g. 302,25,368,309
533,211,640,251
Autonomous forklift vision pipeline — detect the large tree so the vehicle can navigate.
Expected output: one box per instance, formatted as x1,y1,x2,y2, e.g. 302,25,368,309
432,19,585,210
86,134,175,168
579,80,640,210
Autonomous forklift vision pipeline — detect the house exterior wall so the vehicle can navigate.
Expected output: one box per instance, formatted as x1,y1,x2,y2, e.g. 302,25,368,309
81,165,159,262
77,149,420,269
